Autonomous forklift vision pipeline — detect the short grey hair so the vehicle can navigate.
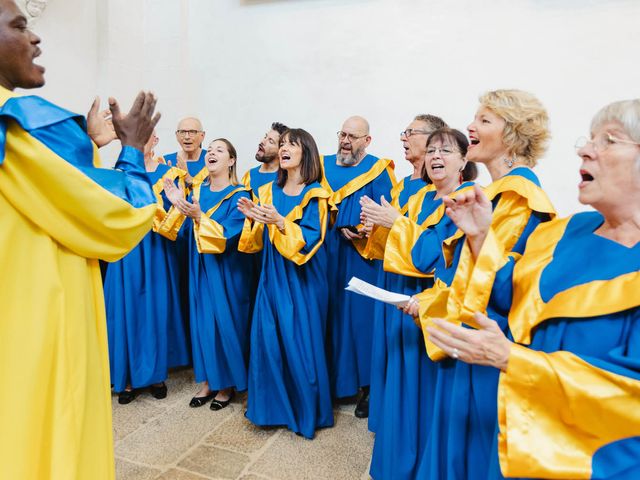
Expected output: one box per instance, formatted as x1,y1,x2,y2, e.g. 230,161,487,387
413,114,447,132
591,99,640,143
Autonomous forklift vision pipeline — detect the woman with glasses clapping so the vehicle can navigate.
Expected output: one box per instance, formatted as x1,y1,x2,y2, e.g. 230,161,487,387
360,125,477,480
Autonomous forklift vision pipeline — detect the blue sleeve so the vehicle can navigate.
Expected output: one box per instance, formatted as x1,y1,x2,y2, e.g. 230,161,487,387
371,168,394,203
219,191,251,246
1,96,154,208
411,216,457,274
512,210,551,254
298,197,324,255
490,209,550,319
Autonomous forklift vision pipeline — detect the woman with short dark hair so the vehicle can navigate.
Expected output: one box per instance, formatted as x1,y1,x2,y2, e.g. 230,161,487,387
238,128,334,438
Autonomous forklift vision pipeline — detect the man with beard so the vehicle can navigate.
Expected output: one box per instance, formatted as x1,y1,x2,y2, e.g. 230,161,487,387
161,116,207,185
241,121,288,195
0,0,160,477
321,115,396,418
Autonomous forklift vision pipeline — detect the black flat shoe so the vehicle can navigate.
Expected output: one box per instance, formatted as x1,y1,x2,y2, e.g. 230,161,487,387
150,382,167,399
189,391,216,408
210,391,235,411
118,389,137,405
354,388,369,418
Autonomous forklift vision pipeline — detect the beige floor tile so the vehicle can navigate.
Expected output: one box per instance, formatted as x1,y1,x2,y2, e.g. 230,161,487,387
203,412,277,454
156,468,213,479
247,412,373,480
115,401,235,466
112,397,169,442
177,445,250,479
115,457,162,480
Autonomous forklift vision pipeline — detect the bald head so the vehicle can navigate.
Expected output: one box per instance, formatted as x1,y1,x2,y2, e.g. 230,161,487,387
175,117,205,157
177,117,203,131
342,115,370,136
336,115,372,166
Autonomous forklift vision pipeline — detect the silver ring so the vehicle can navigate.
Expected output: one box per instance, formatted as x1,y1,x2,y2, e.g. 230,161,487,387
452,348,459,359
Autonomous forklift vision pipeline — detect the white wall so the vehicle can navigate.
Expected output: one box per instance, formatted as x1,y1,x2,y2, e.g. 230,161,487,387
31,0,640,215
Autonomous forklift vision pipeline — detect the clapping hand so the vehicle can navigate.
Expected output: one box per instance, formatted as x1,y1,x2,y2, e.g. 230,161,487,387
360,195,400,229
163,178,202,223
237,197,285,230
426,312,511,370
108,91,161,152
87,97,117,147
442,185,492,258
175,153,194,185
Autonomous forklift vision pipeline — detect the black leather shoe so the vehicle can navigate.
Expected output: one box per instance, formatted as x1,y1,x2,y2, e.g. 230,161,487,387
210,391,235,411
354,389,369,418
150,382,168,399
118,389,137,405
189,391,216,408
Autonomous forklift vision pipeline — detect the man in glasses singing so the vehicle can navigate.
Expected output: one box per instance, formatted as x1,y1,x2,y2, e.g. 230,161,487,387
162,116,207,185
321,115,397,419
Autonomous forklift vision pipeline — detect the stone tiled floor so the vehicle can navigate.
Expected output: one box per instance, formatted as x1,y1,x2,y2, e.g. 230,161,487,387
113,369,373,480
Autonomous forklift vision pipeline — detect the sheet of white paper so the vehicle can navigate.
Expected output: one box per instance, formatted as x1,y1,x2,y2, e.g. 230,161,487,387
345,276,411,307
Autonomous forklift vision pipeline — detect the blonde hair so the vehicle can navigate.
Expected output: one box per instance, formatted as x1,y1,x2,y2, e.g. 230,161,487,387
479,89,550,167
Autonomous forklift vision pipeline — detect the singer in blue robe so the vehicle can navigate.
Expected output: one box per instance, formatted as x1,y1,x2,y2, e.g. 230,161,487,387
414,168,555,480
104,164,190,396
242,166,278,198
425,99,640,479
240,180,334,439
321,153,396,398
363,124,478,479
364,176,429,432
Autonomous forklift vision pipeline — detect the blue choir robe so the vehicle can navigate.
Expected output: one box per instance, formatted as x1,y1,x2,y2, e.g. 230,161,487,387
0,88,156,479
414,168,556,480
364,175,431,433
485,211,640,479
161,148,207,330
161,148,207,179
163,182,256,391
241,166,279,274
104,165,190,393
368,181,475,480
321,153,397,397
240,181,334,439
241,165,278,200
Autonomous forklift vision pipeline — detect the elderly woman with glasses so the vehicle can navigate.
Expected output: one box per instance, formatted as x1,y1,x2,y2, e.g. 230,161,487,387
403,89,556,479
427,100,640,479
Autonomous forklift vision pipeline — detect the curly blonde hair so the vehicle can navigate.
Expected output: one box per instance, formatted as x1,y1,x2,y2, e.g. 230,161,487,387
479,89,550,167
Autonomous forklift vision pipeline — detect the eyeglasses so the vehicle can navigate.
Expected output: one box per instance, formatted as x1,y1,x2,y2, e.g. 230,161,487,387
176,129,203,137
400,129,431,138
426,146,458,156
575,133,640,152
337,131,368,142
